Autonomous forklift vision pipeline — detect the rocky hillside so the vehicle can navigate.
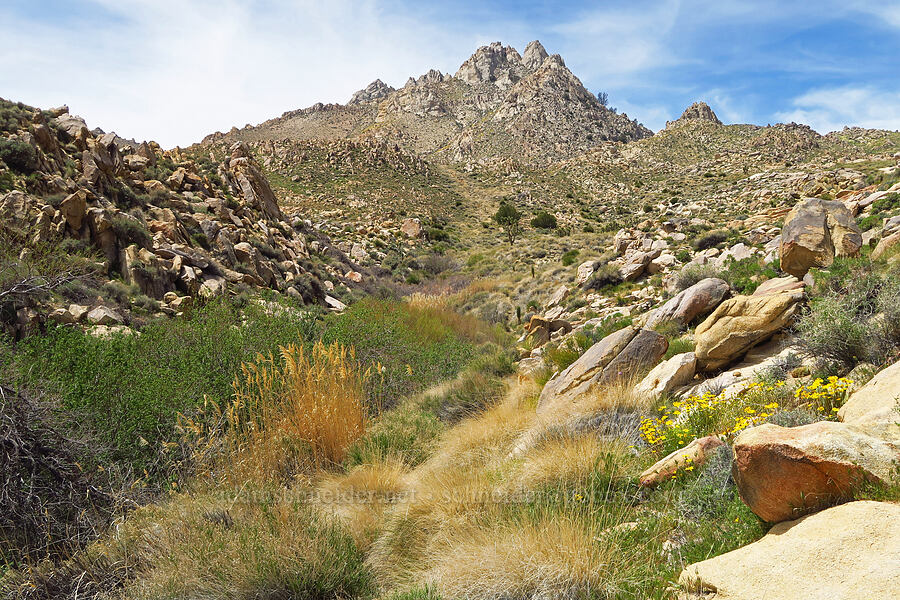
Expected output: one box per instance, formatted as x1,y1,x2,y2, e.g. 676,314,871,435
0,98,410,338
202,40,650,166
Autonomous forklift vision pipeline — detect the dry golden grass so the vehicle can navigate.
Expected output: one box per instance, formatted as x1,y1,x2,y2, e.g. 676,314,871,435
511,374,650,458
510,435,635,492
97,484,373,600
189,341,373,483
313,459,409,550
421,513,627,600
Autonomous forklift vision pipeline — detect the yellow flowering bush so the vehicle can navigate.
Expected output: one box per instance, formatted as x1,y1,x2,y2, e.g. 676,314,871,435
640,381,789,455
793,376,852,419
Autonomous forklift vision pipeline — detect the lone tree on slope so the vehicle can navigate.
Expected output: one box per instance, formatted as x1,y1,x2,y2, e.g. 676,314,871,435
493,200,523,246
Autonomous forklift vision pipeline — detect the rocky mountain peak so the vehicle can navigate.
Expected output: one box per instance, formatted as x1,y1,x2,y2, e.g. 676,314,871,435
671,101,722,126
454,41,528,90
522,40,549,70
348,79,396,105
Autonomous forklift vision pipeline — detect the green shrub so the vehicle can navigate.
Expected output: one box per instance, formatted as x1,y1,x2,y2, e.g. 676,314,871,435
0,139,38,174
561,249,579,266
692,230,729,251
583,262,623,290
664,336,696,359
110,214,152,248
322,299,484,406
8,298,317,476
674,263,724,292
797,266,900,370
871,192,900,214
530,211,558,229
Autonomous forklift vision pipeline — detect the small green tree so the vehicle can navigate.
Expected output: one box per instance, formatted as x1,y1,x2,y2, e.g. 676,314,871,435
493,201,522,246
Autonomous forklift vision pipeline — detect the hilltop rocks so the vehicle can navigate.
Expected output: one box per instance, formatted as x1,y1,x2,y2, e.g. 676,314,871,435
779,198,861,278
538,326,667,412
454,41,529,89
668,102,722,126
732,421,900,523
227,142,283,221
643,278,729,329
348,79,395,105
679,501,900,600
694,291,803,371
521,40,549,70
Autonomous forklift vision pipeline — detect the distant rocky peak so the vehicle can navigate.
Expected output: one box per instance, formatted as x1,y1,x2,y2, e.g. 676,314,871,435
454,41,528,89
522,40,549,70
672,101,722,125
348,79,396,105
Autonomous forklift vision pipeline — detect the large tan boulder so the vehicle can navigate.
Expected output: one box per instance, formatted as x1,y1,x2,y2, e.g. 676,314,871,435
634,352,696,400
59,190,88,231
228,142,283,221
871,230,900,261
694,291,803,371
537,327,667,412
679,501,900,599
751,275,804,296
732,421,900,523
839,359,900,434
643,278,729,329
779,198,861,278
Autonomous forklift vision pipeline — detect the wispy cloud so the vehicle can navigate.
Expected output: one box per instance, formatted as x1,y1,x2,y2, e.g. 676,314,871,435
2,0,900,146
0,0,473,147
776,86,900,133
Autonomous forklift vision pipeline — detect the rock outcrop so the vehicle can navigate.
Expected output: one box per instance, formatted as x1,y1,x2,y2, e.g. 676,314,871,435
779,198,862,278
732,421,900,522
348,79,395,105
670,101,722,126
634,352,697,400
694,291,803,371
538,327,667,412
643,278,729,329
680,501,900,599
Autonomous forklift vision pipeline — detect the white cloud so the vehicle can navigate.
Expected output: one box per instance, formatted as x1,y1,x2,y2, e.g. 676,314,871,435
776,86,900,133
0,0,476,147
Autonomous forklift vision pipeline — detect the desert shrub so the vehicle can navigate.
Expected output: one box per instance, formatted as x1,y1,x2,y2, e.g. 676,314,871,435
345,399,444,468
797,267,900,370
0,385,116,565
561,249,579,266
641,382,792,455
0,139,38,173
422,253,454,276
546,315,631,372
322,299,486,406
664,336,696,359
110,214,152,248
530,210,558,229
583,262,622,290
871,192,900,214
721,257,777,294
0,170,15,192
674,263,723,292
426,227,450,242
692,230,729,251
9,298,317,478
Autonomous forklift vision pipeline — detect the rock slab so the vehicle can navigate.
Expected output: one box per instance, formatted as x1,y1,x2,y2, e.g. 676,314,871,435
679,501,900,600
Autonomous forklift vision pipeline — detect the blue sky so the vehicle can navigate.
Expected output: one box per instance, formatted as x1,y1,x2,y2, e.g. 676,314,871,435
2,0,899,148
